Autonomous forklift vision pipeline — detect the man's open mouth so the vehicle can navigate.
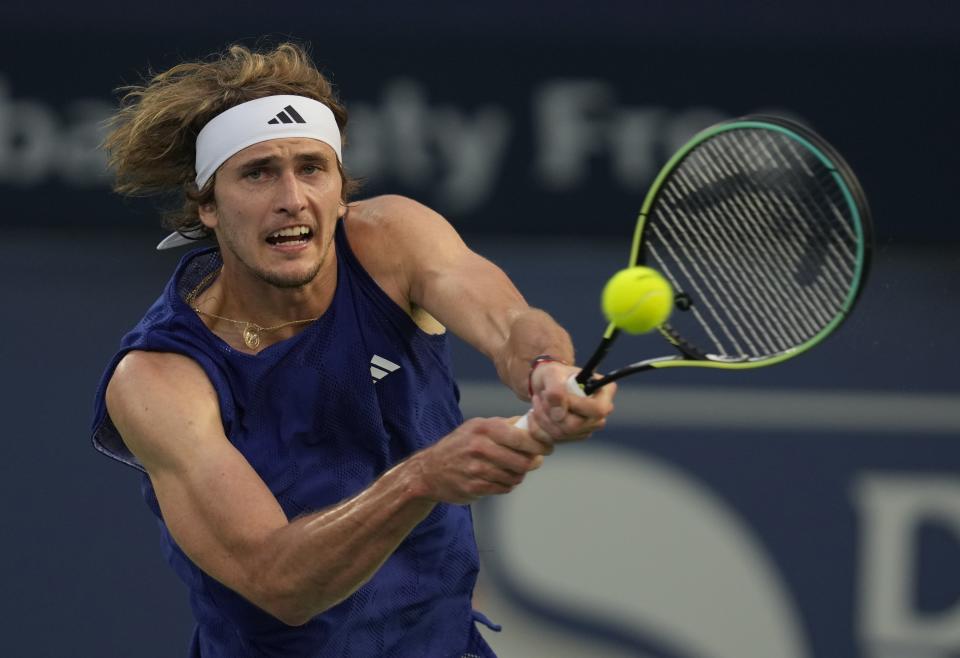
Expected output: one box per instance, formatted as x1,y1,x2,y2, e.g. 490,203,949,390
266,226,313,246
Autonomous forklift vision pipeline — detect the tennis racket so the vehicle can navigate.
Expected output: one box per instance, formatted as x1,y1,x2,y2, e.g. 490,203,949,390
517,114,872,427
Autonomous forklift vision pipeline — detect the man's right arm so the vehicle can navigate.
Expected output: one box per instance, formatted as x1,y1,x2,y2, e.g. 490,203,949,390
106,350,548,626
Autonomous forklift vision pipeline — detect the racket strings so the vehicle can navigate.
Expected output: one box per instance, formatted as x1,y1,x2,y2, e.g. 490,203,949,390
746,134,859,316
696,139,846,328
675,144,833,339
665,171,812,353
661,147,830,355
646,231,747,354
642,127,861,360
743,133,858,292
764,134,859,248
657,182,793,355
691,147,833,337
721,133,856,303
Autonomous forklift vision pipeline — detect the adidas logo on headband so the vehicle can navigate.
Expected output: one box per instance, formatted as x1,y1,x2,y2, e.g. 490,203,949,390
267,105,307,125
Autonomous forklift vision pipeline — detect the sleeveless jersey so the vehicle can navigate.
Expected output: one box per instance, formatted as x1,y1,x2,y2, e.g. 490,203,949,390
91,221,499,657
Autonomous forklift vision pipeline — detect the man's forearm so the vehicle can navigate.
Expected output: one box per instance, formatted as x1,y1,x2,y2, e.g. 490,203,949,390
494,308,575,400
245,412,541,625
248,459,435,625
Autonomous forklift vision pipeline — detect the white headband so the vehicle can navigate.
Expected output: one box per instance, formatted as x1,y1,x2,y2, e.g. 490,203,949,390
158,95,343,250
195,95,342,188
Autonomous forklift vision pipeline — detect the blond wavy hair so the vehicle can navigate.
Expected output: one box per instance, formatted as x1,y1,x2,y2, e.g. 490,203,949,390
104,42,359,239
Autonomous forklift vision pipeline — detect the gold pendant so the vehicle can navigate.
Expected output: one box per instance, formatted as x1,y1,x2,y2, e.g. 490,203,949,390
242,324,262,350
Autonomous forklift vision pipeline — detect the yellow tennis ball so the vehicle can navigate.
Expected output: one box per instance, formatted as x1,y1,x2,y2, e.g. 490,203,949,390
601,267,674,334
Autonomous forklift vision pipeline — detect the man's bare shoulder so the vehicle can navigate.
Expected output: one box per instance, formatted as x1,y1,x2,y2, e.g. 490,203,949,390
345,194,447,239
110,350,209,392
343,196,459,296
106,351,221,469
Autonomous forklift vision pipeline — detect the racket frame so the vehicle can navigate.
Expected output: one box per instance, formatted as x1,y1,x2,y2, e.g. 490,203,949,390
577,115,873,396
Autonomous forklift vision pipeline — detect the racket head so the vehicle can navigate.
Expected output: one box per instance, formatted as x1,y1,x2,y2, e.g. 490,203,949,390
625,114,872,372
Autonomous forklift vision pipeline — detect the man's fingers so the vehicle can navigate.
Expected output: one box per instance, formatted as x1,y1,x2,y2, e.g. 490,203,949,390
531,370,616,439
566,381,616,420
485,443,542,477
469,418,553,464
527,397,559,444
487,417,553,455
531,362,575,422
541,380,569,422
530,393,608,442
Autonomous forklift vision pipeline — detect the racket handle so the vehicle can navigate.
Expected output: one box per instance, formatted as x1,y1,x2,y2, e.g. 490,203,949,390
513,374,586,429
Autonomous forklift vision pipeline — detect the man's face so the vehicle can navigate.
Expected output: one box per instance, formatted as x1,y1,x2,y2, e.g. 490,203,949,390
199,138,345,288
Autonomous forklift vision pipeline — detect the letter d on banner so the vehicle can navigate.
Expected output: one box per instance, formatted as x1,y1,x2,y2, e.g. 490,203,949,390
853,474,960,654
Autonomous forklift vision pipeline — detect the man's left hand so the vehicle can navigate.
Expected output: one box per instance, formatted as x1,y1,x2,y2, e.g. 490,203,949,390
526,361,616,445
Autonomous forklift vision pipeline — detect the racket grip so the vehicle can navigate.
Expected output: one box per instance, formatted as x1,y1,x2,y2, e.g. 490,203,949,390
513,374,586,429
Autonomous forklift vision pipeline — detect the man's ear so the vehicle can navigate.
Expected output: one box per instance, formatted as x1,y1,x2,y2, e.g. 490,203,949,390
198,201,219,229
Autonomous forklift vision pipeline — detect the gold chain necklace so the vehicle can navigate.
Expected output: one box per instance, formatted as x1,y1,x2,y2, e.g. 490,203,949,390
185,268,320,350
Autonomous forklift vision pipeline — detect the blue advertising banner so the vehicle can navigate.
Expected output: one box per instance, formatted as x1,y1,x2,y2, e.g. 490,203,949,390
0,17,957,242
473,421,960,658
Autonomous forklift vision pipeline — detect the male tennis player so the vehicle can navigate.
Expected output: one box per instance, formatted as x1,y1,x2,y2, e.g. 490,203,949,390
91,42,615,657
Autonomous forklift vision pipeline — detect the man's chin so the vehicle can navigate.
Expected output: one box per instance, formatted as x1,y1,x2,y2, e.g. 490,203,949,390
245,250,322,287
257,265,322,289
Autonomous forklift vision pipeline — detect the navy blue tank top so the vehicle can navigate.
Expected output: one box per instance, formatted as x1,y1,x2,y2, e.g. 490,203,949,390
91,220,499,657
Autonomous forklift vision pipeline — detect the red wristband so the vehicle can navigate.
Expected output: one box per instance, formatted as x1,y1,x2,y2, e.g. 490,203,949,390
528,354,568,397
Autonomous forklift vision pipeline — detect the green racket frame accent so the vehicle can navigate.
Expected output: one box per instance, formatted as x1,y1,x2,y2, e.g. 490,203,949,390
598,116,871,375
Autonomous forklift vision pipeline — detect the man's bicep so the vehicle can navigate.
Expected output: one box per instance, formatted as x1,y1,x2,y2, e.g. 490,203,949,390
394,206,528,356
398,209,574,395
420,250,529,353
348,196,529,355
106,351,222,470
105,351,288,599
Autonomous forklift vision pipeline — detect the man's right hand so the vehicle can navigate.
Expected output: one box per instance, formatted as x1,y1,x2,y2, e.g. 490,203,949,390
410,417,552,504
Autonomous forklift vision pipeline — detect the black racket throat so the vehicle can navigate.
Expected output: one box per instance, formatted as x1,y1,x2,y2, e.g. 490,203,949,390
581,367,649,395
574,331,618,387
575,330,653,395
575,332,666,395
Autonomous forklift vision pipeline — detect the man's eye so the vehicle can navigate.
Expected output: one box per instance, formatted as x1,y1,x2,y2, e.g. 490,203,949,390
302,164,319,174
244,169,263,179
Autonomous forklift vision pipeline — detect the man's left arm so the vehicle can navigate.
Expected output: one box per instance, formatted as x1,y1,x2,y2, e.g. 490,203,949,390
372,195,616,442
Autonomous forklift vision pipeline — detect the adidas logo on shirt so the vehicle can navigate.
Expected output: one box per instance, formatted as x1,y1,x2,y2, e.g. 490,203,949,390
370,355,401,384
267,105,307,125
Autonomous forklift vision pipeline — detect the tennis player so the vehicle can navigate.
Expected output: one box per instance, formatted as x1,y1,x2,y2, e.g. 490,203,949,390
91,42,615,657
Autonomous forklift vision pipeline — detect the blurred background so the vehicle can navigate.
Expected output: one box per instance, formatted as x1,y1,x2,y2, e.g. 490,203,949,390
2,1,959,656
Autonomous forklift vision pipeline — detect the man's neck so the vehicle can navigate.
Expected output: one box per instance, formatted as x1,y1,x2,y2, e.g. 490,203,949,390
191,250,338,352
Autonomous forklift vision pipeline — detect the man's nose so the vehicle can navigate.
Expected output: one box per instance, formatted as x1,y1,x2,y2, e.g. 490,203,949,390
275,170,307,215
